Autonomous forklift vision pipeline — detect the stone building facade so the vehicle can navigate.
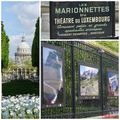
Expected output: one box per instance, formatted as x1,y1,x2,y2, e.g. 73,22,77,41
15,36,31,64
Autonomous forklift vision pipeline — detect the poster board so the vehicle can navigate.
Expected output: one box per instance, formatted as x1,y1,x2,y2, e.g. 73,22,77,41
41,43,65,107
107,70,118,97
79,62,99,99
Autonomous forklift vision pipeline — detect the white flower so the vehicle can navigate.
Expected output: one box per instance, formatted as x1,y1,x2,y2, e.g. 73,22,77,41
2,111,9,119
2,94,39,119
10,96,15,102
26,109,32,114
9,111,15,116
2,107,6,112
15,104,20,110
33,108,39,113
18,113,23,118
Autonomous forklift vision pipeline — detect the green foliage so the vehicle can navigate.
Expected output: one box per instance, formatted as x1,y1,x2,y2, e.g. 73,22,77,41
88,41,119,56
24,59,34,69
41,41,118,118
2,80,39,96
7,58,34,71
7,58,17,70
96,41,118,53
42,106,100,118
32,18,39,71
1,22,9,69
108,98,118,107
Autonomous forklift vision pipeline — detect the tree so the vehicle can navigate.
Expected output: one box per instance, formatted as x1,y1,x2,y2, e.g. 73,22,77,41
24,59,33,69
7,58,16,70
87,41,119,55
96,41,118,53
32,18,39,75
1,22,9,69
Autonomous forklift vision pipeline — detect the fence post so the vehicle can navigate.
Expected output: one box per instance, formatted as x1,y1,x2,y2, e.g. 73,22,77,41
99,49,105,115
71,41,75,118
41,46,43,108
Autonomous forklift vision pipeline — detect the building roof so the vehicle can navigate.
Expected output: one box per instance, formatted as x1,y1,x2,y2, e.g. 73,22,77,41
15,36,31,56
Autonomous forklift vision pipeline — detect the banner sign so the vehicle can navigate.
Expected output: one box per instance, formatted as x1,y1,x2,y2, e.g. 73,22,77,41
50,1,115,39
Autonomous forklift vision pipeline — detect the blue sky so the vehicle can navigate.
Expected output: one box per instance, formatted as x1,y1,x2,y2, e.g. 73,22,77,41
2,1,39,59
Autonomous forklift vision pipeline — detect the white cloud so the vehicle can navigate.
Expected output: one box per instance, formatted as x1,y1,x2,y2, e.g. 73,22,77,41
17,14,35,29
7,2,39,30
21,2,39,18
10,34,34,46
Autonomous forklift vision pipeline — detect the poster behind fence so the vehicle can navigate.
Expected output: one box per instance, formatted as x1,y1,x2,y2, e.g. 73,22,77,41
50,1,115,39
80,65,99,98
107,70,118,97
43,46,64,107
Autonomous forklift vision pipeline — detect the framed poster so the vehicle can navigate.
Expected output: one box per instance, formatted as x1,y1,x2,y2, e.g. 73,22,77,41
79,62,99,99
41,43,64,107
107,70,118,97
50,1,115,39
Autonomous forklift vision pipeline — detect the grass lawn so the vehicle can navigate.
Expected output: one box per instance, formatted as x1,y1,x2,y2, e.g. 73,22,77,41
2,80,39,96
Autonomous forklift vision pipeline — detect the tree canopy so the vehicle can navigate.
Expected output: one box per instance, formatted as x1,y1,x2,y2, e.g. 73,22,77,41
87,41,118,56
96,41,118,53
32,18,39,73
1,22,9,69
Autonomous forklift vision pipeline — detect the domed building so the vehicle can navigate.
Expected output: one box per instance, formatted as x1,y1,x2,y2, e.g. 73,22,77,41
15,36,31,64
2,36,38,83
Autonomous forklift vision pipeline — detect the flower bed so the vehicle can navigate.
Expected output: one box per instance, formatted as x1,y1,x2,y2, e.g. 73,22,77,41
2,94,39,119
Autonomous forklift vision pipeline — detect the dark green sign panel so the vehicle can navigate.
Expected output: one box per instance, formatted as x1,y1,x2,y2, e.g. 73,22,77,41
50,1,115,39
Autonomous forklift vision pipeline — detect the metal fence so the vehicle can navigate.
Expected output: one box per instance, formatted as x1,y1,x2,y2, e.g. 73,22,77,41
41,41,118,118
